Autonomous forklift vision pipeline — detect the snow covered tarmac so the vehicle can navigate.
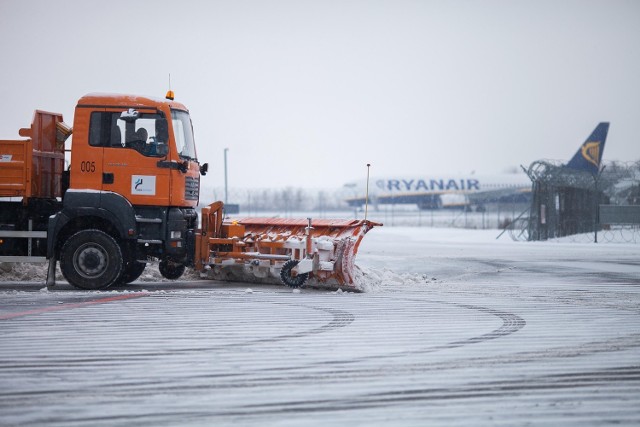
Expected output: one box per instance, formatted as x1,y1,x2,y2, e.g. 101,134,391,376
1,227,639,426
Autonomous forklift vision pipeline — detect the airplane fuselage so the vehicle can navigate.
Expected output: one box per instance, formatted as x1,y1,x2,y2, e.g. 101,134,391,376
344,174,532,210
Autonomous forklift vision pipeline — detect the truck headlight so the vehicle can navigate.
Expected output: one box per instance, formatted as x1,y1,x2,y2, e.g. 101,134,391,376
170,231,182,239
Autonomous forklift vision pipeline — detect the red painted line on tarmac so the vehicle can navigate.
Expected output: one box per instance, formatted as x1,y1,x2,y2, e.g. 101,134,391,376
0,292,149,320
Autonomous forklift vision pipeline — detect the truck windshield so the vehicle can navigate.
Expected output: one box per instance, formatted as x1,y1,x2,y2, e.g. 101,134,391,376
171,110,197,161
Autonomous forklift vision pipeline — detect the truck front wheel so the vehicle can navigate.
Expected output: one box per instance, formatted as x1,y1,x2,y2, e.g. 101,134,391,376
60,230,124,290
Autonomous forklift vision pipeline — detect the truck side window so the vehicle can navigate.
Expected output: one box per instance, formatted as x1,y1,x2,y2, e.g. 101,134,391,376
89,112,111,147
89,111,167,157
89,112,123,147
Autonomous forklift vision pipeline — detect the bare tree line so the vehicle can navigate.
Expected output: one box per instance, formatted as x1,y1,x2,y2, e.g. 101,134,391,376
203,186,351,213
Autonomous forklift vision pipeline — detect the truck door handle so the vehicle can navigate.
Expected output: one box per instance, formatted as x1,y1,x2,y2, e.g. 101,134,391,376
157,160,188,173
102,173,114,184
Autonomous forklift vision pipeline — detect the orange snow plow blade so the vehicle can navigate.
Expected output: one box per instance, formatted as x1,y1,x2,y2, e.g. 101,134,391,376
195,201,381,290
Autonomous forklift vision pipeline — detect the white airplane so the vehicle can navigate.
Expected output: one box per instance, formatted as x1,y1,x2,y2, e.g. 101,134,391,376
344,123,609,210
343,173,532,210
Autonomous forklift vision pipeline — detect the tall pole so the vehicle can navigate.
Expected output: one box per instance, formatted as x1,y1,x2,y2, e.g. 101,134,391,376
364,163,371,221
224,148,229,205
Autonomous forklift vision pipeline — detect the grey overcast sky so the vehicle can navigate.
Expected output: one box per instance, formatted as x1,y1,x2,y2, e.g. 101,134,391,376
1,0,639,190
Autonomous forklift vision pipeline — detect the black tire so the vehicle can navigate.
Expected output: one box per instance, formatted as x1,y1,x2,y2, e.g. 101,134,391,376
159,260,186,280
60,229,124,290
280,259,309,288
120,261,146,284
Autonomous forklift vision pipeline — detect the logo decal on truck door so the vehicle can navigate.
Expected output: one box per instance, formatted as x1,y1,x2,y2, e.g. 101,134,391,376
131,175,156,195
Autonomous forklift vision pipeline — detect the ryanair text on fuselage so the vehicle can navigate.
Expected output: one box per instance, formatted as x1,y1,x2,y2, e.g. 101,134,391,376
377,178,481,193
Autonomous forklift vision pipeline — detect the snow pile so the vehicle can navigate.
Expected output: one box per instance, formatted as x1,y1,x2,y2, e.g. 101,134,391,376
0,263,201,284
0,262,60,282
0,260,432,294
353,265,434,293
137,265,173,282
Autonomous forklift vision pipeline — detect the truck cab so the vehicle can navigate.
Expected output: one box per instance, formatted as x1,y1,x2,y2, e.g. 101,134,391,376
69,93,201,207
48,93,206,289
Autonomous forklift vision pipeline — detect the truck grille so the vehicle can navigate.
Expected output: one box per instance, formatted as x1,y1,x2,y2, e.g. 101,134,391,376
185,176,199,200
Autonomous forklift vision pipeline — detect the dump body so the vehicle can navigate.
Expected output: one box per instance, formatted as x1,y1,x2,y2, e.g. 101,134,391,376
0,111,67,200
0,111,69,261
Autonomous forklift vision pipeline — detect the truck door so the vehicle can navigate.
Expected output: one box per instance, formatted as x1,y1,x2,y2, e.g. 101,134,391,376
97,109,171,206
70,108,106,191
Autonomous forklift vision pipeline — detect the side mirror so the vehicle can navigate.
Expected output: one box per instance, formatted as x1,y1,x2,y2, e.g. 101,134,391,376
200,162,209,176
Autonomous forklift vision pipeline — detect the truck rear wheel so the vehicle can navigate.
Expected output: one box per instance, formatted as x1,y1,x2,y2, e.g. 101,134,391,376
159,260,185,280
60,229,123,290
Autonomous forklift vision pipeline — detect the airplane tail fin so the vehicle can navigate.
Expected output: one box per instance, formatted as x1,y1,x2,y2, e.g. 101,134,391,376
565,122,609,175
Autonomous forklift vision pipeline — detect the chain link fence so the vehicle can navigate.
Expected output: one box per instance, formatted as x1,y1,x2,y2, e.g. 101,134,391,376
507,160,640,243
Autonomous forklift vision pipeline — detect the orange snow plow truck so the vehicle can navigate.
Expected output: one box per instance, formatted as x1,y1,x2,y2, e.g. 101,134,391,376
0,93,379,291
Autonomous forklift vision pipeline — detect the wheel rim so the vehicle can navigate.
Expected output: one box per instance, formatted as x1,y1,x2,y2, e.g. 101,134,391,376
73,243,108,279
